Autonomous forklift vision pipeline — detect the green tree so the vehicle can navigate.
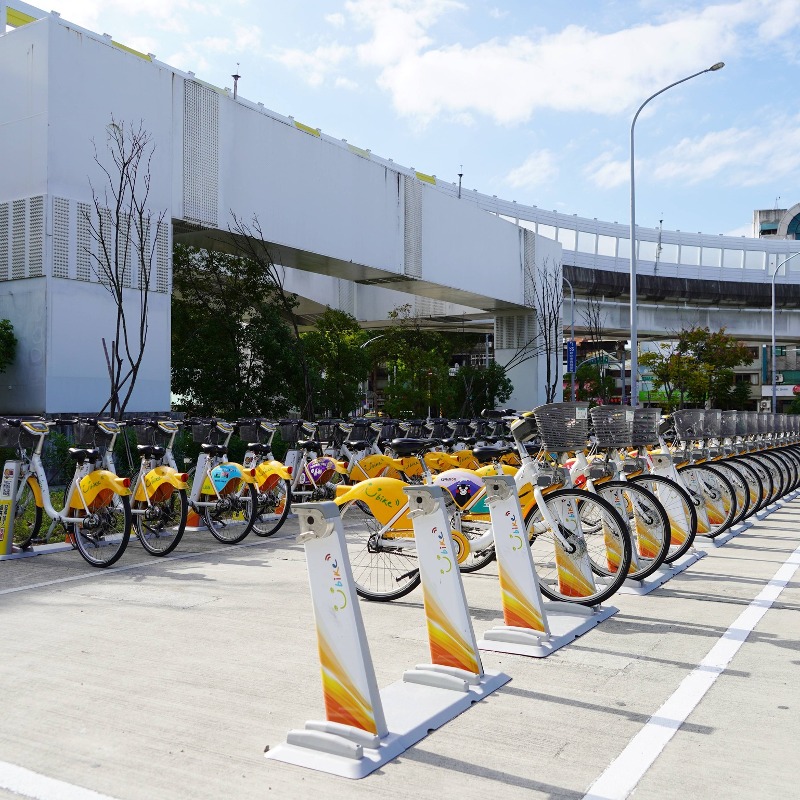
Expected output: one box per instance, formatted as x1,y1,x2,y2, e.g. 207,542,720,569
302,309,371,418
0,319,17,373
574,363,616,404
450,362,513,416
171,244,299,418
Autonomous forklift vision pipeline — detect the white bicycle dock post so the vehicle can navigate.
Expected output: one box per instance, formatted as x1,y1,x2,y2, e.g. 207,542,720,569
400,484,509,695
0,460,37,561
478,474,615,657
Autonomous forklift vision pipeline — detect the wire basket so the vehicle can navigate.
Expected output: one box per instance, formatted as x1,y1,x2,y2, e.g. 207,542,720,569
236,419,262,444
672,410,705,442
72,421,100,447
589,406,632,448
134,423,172,447
704,409,722,438
721,410,738,438
0,423,21,448
631,408,661,447
278,419,303,447
192,420,232,445
316,419,345,447
346,420,373,443
532,403,590,451
757,412,771,435
427,418,450,438
450,419,474,439
402,420,428,438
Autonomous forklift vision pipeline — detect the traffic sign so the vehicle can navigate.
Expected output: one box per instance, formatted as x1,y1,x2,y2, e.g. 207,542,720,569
567,340,577,373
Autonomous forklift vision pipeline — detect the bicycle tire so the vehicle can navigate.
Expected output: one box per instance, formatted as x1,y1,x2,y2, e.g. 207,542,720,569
12,476,43,549
678,464,736,538
630,474,697,563
735,454,772,512
134,487,188,556
704,461,750,528
251,478,291,537
203,483,257,544
338,498,421,601
73,494,132,568
727,456,764,518
524,488,632,606
596,480,671,581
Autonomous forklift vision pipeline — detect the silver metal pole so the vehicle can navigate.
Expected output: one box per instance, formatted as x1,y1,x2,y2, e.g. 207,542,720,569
563,277,576,401
630,62,724,408
771,252,800,412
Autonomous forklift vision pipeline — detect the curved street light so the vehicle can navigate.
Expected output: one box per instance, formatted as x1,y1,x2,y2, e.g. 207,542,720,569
629,62,725,406
771,252,800,411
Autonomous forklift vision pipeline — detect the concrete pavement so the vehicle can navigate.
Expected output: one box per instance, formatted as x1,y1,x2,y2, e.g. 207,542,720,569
1,500,798,800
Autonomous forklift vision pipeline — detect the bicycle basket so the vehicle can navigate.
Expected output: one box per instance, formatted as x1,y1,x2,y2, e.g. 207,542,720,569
0,423,20,448
278,419,303,447
721,411,738,438
192,421,230,444
134,423,171,447
631,408,661,447
72,421,98,447
589,406,632,448
427,418,450,438
403,419,428,438
316,419,345,447
757,412,770,435
236,420,262,444
672,410,705,442
532,402,590,451
703,409,722,438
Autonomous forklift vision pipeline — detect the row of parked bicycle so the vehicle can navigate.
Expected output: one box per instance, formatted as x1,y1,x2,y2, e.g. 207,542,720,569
3,407,798,609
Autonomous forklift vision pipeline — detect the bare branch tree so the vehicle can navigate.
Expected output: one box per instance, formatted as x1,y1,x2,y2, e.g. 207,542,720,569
531,257,563,403
84,118,166,417
225,213,316,418
579,294,611,403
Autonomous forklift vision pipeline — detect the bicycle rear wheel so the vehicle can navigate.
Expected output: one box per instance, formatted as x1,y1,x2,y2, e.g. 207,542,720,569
203,483,257,544
339,499,421,601
678,464,736,538
524,488,632,606
73,495,132,568
13,476,43,549
134,488,188,556
251,478,291,537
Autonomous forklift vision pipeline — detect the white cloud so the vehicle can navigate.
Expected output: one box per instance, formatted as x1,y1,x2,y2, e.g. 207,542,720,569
271,43,351,87
326,13,346,27
585,113,800,191
488,8,508,20
335,76,360,90
504,150,559,189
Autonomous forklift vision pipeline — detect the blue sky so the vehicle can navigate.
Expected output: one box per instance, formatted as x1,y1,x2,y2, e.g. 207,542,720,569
44,0,800,237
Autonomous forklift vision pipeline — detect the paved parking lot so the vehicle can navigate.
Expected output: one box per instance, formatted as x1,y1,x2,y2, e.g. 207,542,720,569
1,501,798,800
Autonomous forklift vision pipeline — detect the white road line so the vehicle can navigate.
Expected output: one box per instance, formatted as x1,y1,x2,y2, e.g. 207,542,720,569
583,540,800,800
0,532,296,596
0,760,120,800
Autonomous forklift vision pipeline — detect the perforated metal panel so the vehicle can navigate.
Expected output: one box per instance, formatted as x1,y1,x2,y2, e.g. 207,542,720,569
404,177,423,278
53,197,70,278
183,80,219,226
338,278,354,316
77,202,92,281
0,204,8,281
28,195,44,277
118,212,132,288
155,223,170,293
523,229,535,307
12,200,25,279
495,313,536,350
97,207,114,285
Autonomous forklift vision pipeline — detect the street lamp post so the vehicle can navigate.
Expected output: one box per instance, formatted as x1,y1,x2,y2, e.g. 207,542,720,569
771,252,800,412
629,62,724,407
563,276,576,401
359,334,386,415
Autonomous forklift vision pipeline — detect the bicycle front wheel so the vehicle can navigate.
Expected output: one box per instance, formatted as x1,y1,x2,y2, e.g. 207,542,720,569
73,495,132,568
251,478,291,537
13,476,43,549
134,488,188,556
525,489,632,606
203,483,257,544
339,499,420,601
678,464,736,538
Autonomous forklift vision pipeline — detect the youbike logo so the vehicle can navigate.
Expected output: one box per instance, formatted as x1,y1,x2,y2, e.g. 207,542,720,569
504,509,523,550
324,553,347,611
433,526,453,574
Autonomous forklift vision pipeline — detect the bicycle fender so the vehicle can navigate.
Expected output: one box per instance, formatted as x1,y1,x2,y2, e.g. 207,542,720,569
76,469,131,504
348,453,395,481
254,460,291,491
334,477,408,525
135,466,189,502
201,462,257,495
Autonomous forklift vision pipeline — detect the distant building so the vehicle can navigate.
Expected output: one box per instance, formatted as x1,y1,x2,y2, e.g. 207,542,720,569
754,204,800,238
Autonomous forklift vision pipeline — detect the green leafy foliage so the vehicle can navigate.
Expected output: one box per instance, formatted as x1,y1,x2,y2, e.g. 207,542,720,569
0,319,17,374
171,245,300,418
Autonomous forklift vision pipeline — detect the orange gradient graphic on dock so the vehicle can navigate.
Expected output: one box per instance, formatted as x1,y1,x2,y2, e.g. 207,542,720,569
498,565,546,631
421,590,480,674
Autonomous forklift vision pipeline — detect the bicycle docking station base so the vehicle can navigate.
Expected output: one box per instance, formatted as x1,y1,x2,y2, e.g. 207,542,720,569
618,548,706,595
0,460,38,561
477,474,617,658
265,498,509,780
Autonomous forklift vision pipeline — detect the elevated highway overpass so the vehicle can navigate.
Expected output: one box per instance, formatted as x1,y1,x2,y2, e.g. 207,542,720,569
1,2,799,413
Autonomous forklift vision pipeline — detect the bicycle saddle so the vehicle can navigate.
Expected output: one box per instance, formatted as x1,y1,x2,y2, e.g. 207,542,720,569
471,445,512,464
136,444,166,459
389,437,442,457
68,447,101,463
200,443,227,457
247,442,271,454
